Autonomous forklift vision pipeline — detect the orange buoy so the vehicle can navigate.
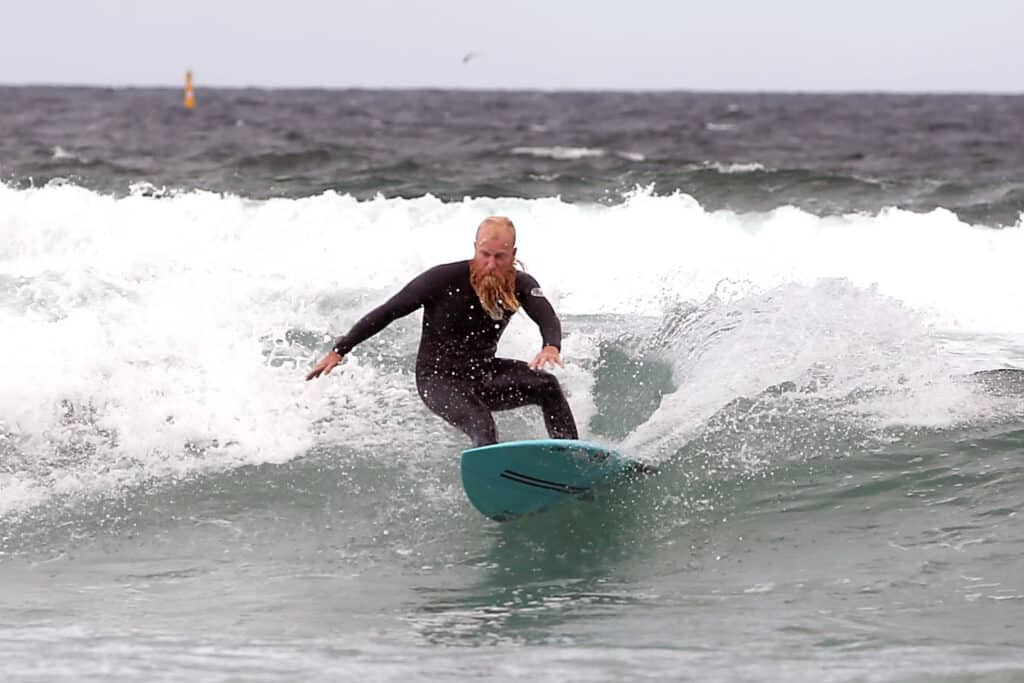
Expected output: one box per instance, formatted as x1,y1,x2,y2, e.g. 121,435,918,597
184,70,196,110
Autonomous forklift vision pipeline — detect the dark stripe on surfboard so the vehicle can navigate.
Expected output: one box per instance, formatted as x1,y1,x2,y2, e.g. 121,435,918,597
500,470,589,495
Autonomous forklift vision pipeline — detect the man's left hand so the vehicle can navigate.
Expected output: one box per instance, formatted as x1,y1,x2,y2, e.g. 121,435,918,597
529,345,564,371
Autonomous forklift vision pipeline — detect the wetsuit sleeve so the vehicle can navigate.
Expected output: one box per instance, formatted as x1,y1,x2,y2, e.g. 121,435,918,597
517,272,562,350
331,265,449,356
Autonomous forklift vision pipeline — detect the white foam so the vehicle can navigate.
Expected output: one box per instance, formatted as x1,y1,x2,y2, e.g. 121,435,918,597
615,151,646,162
621,279,988,456
511,147,644,162
1,183,1022,512
511,146,606,160
51,146,80,161
705,122,739,132
703,161,765,174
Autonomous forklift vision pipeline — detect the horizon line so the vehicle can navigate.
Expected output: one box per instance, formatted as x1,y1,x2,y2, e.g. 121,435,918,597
0,81,1021,97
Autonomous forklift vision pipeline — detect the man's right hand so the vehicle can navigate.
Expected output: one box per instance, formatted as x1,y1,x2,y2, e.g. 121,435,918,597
305,351,343,381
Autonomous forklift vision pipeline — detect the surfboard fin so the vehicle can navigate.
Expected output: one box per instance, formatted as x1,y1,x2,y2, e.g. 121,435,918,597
628,460,659,476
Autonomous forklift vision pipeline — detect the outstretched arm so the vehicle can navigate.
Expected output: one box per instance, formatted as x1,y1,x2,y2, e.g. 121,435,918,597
305,265,446,381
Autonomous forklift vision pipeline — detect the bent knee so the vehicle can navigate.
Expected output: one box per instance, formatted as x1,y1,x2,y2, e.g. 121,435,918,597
532,369,563,394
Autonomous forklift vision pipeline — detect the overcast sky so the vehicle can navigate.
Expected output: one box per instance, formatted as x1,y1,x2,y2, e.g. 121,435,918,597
3,1,1021,92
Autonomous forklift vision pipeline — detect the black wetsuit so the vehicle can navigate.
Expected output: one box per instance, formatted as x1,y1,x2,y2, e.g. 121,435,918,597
331,260,578,447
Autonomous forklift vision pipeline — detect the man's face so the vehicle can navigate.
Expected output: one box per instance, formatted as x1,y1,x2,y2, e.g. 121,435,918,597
472,233,516,275
469,228,519,320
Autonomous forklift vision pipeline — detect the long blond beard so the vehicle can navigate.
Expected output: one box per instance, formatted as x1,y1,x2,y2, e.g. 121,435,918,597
470,263,520,321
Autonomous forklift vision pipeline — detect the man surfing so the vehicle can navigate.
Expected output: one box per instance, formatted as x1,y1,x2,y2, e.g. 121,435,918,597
305,216,579,448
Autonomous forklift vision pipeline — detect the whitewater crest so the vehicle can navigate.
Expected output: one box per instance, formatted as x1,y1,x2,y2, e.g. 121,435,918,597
1,183,1022,514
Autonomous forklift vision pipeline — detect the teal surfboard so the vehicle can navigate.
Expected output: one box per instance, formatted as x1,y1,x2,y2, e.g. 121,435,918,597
460,439,655,521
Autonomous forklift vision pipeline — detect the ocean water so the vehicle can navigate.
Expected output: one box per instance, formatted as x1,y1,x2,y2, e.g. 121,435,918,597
0,87,1022,681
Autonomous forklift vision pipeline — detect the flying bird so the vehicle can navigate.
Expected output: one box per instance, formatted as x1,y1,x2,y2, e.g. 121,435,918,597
462,51,481,65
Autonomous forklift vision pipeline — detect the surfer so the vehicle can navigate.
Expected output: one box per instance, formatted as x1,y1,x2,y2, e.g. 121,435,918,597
306,216,579,448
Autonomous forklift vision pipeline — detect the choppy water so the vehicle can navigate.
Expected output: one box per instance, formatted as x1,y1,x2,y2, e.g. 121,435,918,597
0,87,1022,681
4,87,1024,225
